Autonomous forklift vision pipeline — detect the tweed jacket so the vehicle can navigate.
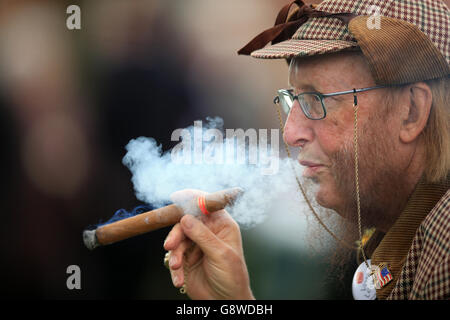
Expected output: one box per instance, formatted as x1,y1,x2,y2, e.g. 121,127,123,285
370,178,450,300
388,189,450,299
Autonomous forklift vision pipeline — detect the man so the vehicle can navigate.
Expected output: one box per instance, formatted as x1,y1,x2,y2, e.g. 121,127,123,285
163,0,450,299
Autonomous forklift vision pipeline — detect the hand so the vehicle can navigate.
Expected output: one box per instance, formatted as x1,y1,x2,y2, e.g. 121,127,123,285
163,189,254,300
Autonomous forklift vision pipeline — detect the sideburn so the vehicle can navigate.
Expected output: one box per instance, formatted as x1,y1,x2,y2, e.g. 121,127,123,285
329,109,409,231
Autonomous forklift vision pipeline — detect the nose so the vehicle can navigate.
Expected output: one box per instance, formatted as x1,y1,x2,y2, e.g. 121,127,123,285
283,100,314,148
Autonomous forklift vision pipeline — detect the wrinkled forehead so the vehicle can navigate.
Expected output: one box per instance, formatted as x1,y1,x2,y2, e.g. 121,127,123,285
288,51,375,90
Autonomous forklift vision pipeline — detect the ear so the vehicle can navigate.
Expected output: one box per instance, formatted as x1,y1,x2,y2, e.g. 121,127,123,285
399,82,432,144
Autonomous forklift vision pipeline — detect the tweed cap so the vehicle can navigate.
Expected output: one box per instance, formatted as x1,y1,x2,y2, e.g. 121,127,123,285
242,0,450,85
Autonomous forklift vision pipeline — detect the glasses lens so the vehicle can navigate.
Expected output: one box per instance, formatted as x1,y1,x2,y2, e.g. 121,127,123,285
278,91,294,115
298,93,324,119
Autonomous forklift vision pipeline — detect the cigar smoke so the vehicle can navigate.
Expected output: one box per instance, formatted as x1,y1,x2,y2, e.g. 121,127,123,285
113,116,308,229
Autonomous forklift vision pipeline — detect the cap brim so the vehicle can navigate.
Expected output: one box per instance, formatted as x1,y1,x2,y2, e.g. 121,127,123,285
250,39,359,59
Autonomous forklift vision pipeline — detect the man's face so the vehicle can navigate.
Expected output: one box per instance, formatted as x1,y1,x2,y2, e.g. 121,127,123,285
284,52,405,229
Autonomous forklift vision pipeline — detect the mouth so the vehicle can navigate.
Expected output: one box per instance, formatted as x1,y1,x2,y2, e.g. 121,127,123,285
299,161,326,177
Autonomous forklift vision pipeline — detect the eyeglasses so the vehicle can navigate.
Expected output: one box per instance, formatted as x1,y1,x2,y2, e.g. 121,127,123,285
273,85,389,120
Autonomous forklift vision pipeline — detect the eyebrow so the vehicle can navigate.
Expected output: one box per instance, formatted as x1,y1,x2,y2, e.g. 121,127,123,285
288,81,321,93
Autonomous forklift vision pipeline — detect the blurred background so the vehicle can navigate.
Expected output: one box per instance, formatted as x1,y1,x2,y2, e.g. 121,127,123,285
0,0,355,299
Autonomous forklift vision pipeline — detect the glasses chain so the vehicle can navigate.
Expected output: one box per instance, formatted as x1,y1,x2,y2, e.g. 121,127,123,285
353,97,369,268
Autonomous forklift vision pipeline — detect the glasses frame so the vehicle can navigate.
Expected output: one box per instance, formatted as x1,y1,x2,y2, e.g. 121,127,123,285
273,85,389,120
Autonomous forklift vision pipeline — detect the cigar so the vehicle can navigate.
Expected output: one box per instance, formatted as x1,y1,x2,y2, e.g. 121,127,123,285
83,187,243,250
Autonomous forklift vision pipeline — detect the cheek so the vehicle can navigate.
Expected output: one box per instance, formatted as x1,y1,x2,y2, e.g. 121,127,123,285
312,114,354,207
315,113,352,158
316,99,377,157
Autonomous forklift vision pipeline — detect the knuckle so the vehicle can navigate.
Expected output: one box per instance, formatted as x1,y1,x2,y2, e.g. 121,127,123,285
171,245,183,257
218,211,240,232
228,219,240,233
219,245,237,261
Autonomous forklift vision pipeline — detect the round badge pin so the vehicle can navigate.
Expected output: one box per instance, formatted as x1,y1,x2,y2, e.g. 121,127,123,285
352,259,376,300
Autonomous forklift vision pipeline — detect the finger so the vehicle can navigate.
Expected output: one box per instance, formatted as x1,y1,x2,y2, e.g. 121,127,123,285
184,243,203,268
171,244,202,289
164,223,185,251
169,238,192,270
168,253,184,288
180,214,232,263
200,210,243,254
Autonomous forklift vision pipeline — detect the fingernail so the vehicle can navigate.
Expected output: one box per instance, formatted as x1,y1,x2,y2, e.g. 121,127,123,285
182,215,194,229
164,237,169,247
172,275,179,287
169,255,177,268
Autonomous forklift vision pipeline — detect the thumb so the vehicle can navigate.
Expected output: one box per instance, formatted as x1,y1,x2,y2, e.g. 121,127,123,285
180,214,228,262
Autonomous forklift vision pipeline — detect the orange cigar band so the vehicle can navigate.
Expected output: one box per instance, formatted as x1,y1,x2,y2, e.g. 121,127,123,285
198,195,210,215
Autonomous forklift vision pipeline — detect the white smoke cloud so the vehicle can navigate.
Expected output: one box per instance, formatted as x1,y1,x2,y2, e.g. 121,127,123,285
122,116,310,229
